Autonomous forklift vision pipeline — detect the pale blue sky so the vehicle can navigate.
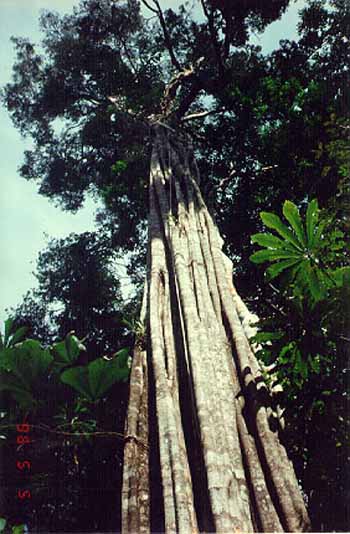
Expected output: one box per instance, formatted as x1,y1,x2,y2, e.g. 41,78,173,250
0,0,306,323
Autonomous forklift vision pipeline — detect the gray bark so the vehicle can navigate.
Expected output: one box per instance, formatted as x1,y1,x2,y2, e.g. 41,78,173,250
121,123,310,533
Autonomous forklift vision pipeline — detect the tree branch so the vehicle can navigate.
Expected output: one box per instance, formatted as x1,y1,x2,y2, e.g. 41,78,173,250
159,57,204,119
181,107,224,122
79,92,104,106
119,34,138,75
140,0,157,14
200,0,224,75
141,0,182,71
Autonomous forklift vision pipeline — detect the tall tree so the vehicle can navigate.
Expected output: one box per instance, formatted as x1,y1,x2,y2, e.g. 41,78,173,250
7,0,345,530
13,232,127,357
122,122,309,532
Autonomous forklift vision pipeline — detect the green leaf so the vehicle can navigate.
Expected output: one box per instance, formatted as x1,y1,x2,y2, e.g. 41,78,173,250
266,258,302,280
52,333,83,369
61,350,131,402
60,367,93,401
0,340,53,390
306,199,319,247
51,341,70,368
89,351,131,400
251,233,286,249
0,333,3,351
308,355,321,374
304,262,325,302
115,347,130,367
4,318,14,347
260,212,303,250
66,333,85,361
312,219,327,247
279,342,294,363
251,331,285,343
330,266,350,288
12,525,25,534
282,200,307,247
289,259,309,287
122,318,134,330
111,160,128,174
8,326,28,348
250,249,300,264
292,348,308,380
88,359,119,400
0,372,34,408
0,518,6,532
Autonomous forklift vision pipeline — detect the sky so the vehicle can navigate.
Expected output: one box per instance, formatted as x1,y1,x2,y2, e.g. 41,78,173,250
0,0,307,324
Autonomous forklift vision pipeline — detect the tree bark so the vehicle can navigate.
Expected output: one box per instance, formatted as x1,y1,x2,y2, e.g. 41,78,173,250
121,123,310,533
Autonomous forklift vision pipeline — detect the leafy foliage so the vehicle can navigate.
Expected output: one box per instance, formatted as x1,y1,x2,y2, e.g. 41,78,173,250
250,198,349,531
0,318,28,350
250,199,348,303
0,321,130,408
61,348,130,401
0,319,131,531
51,333,86,370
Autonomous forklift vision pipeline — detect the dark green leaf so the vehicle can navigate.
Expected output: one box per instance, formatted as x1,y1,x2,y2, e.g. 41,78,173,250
304,262,325,302
279,342,294,363
250,249,300,264
111,160,128,174
0,340,53,390
292,348,308,380
8,326,28,347
330,266,350,288
312,219,327,247
260,212,303,250
0,372,34,408
88,359,119,400
113,349,131,383
4,318,14,347
61,350,131,402
60,367,93,401
115,347,130,367
289,259,309,287
266,258,302,280
88,351,131,400
51,341,70,368
308,355,321,374
251,331,285,343
251,233,286,249
65,333,85,361
52,334,82,369
283,200,306,247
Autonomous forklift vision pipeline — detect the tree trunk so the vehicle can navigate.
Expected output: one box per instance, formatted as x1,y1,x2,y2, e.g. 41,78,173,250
121,123,310,533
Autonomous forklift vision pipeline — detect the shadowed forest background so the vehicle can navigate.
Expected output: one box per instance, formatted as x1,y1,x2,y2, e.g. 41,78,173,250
0,0,349,532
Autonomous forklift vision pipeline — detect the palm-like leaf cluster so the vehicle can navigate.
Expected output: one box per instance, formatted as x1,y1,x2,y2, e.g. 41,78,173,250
250,199,347,302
